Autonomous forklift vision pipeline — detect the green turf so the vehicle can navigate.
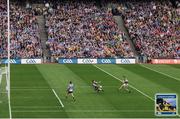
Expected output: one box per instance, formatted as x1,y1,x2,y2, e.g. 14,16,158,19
0,64,179,118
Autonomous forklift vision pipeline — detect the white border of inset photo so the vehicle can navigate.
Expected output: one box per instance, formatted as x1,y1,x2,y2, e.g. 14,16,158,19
155,93,178,117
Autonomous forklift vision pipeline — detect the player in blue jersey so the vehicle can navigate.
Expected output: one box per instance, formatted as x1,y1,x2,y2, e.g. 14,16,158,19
66,81,75,101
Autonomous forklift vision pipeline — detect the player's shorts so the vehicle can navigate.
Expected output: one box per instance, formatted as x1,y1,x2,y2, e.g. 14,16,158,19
98,85,103,91
93,84,98,90
123,84,128,88
68,90,73,94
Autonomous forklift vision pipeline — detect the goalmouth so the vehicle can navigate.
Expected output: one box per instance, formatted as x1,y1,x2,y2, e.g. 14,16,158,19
0,64,8,93
0,62,11,118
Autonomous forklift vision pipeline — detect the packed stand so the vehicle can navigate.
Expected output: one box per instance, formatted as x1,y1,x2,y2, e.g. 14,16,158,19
0,0,7,59
121,1,180,58
10,3,42,58
46,1,134,58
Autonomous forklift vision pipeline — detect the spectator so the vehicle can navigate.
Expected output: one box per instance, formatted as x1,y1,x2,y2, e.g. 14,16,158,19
0,0,7,58
122,1,179,59
45,1,134,58
10,3,42,58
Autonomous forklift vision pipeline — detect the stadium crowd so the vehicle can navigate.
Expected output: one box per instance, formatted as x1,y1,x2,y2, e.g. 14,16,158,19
1,0,179,60
0,2,42,59
10,3,42,58
45,1,134,58
121,1,179,58
0,0,7,59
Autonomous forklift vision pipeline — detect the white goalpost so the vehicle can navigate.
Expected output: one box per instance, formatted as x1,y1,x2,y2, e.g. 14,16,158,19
0,64,2,90
0,64,2,104
0,0,11,118
7,0,12,118
6,63,12,119
5,64,9,93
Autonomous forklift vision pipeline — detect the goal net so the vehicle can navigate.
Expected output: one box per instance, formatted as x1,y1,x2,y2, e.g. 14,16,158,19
0,63,9,95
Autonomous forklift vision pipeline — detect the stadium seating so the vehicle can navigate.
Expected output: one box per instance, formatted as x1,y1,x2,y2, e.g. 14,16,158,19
0,0,179,59
10,3,42,58
0,0,7,59
45,1,134,58
121,1,179,58
0,2,42,59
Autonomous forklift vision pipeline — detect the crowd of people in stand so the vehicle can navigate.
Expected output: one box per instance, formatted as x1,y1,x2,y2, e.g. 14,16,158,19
120,1,179,59
45,1,134,58
0,0,7,59
0,2,42,59
10,3,42,58
1,0,179,59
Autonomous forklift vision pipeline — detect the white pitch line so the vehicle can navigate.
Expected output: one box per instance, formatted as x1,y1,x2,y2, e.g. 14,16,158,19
52,89,64,108
11,86,118,91
94,65,154,101
11,87,50,89
12,88,51,91
12,109,153,113
12,106,60,109
141,64,180,81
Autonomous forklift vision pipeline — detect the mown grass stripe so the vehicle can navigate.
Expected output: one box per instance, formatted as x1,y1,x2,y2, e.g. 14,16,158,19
141,64,180,81
11,65,68,118
94,65,154,101
118,64,180,94
169,65,180,69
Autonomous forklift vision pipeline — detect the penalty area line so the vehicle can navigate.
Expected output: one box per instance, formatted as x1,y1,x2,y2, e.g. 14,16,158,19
52,89,64,108
94,65,154,101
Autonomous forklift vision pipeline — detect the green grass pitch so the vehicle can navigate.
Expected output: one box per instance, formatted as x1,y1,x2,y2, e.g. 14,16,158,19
0,64,180,118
